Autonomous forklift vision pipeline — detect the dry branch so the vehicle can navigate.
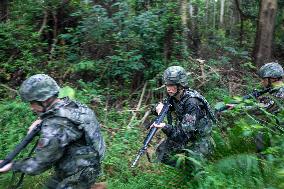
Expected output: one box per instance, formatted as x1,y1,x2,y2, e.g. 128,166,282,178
139,110,151,128
0,84,18,95
49,11,58,60
0,84,19,99
38,10,48,35
126,82,147,128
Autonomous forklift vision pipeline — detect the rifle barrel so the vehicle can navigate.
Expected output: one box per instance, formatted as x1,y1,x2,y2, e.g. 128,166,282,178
131,97,171,167
215,88,272,113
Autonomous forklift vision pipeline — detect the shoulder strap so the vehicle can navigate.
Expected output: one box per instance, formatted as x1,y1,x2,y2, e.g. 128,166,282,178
184,89,217,123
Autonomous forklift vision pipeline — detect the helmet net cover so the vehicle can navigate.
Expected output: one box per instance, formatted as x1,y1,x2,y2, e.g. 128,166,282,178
258,62,284,78
163,66,188,87
19,74,60,102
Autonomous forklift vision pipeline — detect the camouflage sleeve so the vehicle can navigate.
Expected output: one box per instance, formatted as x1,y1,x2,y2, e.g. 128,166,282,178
12,117,82,175
241,95,278,115
257,95,281,114
162,98,203,143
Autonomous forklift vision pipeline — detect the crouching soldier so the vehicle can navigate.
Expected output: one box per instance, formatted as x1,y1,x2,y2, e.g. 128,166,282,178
152,66,216,170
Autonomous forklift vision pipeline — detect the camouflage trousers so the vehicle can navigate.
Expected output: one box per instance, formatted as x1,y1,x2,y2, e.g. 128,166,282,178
156,137,214,169
44,166,101,189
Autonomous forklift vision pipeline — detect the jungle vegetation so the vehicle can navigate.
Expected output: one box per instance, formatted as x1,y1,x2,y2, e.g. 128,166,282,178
0,0,283,188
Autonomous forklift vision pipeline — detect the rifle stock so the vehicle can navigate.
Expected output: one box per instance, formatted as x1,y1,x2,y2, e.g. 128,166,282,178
0,123,42,168
131,97,171,168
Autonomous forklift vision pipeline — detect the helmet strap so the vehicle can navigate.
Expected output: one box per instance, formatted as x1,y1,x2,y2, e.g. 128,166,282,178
173,84,184,99
33,101,47,112
45,97,58,111
35,96,58,112
267,78,272,88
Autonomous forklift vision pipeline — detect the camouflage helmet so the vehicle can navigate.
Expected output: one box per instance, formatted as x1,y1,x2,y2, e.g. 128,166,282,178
19,74,60,102
258,62,284,78
163,66,188,87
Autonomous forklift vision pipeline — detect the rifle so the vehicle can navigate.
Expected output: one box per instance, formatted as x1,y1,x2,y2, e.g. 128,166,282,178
0,123,42,168
215,87,272,113
131,97,171,168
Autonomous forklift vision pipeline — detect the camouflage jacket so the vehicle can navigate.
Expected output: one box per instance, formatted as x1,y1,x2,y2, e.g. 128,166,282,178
12,97,105,176
257,83,284,114
161,88,215,145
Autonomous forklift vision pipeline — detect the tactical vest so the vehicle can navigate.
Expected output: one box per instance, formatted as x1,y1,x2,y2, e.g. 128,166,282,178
259,86,284,114
178,88,216,123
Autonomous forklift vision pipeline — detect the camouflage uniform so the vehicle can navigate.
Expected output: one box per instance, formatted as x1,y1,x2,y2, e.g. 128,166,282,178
256,84,284,115
156,66,215,167
253,63,284,153
257,62,284,114
254,85,284,154
13,74,105,189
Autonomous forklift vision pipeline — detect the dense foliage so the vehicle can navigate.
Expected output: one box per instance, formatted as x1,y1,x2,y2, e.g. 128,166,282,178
0,0,284,188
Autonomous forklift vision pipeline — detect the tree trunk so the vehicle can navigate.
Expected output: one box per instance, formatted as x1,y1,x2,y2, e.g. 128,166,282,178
163,26,174,62
228,0,239,37
234,0,244,46
188,3,201,56
205,0,209,25
0,0,8,21
253,0,277,66
212,0,216,29
239,16,244,46
219,0,225,28
180,0,189,56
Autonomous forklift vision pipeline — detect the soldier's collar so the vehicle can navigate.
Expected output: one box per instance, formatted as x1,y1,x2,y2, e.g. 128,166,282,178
173,89,185,101
272,81,284,89
39,97,71,118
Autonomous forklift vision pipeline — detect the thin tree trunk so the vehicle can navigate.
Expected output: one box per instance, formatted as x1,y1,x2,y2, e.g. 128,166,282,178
189,3,201,56
212,0,216,29
229,0,239,38
234,0,244,46
205,0,209,25
240,17,244,46
220,0,225,28
180,0,189,56
0,0,8,21
163,26,174,62
253,0,277,66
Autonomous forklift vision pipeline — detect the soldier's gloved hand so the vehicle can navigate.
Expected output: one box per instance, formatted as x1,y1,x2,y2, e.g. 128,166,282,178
28,119,42,134
225,104,235,110
151,122,166,128
155,102,164,115
0,161,13,173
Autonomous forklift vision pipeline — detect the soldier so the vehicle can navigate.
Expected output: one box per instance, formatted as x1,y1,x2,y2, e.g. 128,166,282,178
225,62,284,157
253,62,284,154
152,66,216,169
0,74,105,189
226,62,284,112
257,62,284,112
